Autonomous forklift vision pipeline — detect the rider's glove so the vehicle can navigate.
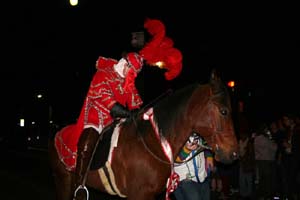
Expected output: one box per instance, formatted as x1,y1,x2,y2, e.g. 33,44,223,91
110,103,131,119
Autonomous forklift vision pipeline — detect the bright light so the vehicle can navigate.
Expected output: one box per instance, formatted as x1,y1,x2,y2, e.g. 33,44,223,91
37,94,42,99
227,81,235,88
155,61,164,68
20,119,25,127
70,0,78,6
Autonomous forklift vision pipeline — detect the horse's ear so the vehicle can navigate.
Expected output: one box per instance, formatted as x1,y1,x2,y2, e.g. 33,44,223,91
209,68,224,94
210,68,221,82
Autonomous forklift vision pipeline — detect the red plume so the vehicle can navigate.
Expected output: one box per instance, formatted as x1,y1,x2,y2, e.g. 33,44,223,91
139,18,183,80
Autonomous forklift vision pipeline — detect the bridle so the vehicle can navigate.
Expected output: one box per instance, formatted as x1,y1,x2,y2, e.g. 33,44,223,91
129,89,174,165
189,87,231,154
139,133,172,165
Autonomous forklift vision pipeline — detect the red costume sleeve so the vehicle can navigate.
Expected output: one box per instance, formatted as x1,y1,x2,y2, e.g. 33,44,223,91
126,85,143,110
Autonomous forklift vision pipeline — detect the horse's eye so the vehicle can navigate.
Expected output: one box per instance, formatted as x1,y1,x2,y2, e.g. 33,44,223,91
220,108,227,115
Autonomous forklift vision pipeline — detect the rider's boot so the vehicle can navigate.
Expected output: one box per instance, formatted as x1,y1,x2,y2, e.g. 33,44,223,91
73,128,100,200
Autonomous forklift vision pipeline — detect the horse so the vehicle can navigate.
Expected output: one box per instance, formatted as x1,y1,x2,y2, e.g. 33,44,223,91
48,69,238,200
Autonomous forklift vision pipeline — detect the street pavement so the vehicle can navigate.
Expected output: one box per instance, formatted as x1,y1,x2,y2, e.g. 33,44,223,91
0,146,55,200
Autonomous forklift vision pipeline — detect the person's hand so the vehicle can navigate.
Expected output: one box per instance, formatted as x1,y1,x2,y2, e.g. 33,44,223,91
110,103,131,119
205,157,214,174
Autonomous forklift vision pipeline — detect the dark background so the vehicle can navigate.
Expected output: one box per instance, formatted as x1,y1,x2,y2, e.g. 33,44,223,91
1,1,299,137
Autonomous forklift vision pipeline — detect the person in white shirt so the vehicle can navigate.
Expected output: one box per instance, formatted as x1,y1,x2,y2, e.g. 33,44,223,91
172,133,214,200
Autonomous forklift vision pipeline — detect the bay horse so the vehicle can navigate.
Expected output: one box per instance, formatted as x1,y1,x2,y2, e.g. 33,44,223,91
48,69,238,200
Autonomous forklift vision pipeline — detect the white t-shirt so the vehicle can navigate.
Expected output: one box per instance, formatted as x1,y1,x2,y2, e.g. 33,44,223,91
174,151,207,183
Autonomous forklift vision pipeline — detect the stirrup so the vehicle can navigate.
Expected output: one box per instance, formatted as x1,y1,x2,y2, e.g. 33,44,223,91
73,185,89,200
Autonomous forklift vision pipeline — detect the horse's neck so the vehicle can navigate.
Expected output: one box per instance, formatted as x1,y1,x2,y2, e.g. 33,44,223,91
168,128,190,159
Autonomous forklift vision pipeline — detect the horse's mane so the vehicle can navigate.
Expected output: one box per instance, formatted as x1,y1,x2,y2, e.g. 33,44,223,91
153,83,199,138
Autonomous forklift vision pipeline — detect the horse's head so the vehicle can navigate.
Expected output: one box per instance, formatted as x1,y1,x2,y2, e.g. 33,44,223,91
188,69,238,164
151,69,238,164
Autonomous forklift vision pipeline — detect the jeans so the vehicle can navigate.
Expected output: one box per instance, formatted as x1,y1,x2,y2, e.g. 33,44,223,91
173,179,210,200
239,167,254,198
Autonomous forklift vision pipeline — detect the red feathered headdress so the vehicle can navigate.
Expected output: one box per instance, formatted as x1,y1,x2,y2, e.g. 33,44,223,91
139,18,183,80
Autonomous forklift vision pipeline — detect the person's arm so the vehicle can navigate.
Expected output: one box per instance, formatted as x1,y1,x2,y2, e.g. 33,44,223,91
202,138,214,173
89,71,116,110
88,71,132,120
127,85,143,110
204,149,214,174
175,145,192,162
175,142,198,162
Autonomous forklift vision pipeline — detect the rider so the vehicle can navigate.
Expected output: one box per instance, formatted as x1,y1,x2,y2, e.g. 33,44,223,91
74,52,144,198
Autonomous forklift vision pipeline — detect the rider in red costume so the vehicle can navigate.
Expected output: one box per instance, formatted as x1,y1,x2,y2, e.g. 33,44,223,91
80,52,143,133
73,52,144,198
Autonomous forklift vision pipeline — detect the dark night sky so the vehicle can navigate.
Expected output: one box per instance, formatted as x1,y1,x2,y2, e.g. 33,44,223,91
2,1,300,129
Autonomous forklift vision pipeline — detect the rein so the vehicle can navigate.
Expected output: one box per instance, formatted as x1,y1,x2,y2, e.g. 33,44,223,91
139,89,173,113
139,134,171,165
130,89,174,165
132,108,173,165
132,88,218,165
133,108,180,200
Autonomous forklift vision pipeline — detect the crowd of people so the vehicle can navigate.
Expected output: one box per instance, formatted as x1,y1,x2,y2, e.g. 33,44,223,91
210,101,300,200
